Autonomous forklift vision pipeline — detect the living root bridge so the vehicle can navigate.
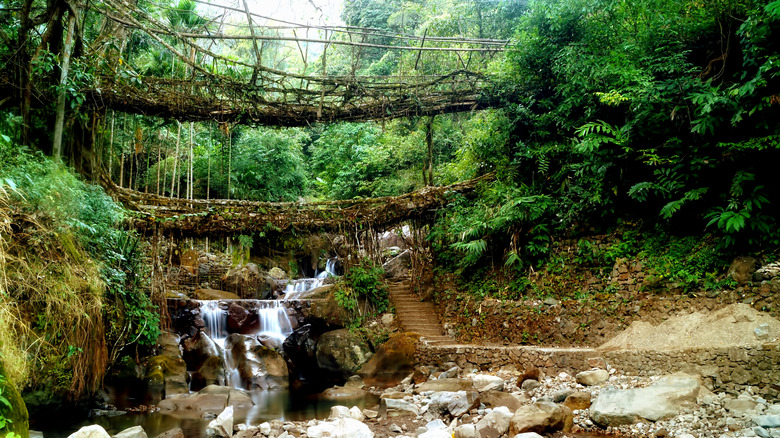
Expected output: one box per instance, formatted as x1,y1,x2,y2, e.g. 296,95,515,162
104,174,492,237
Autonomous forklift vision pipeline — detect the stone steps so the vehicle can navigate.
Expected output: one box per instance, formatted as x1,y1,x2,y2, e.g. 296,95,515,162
388,280,454,344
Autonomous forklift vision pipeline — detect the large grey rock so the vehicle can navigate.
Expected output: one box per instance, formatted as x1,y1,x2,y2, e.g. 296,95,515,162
469,374,505,392
476,407,513,438
68,425,111,438
379,398,421,418
575,369,609,386
206,406,233,437
754,415,780,428
427,390,480,418
590,373,702,427
306,418,373,438
416,378,474,393
383,250,411,279
509,402,569,435
316,329,373,379
114,426,148,438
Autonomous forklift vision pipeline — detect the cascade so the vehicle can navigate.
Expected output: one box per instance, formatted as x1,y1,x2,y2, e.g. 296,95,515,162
284,258,338,300
198,300,295,389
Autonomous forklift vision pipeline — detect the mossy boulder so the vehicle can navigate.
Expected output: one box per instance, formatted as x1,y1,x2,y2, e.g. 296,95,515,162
0,363,29,438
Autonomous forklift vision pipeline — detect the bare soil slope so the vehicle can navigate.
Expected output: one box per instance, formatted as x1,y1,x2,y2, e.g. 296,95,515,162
598,303,780,351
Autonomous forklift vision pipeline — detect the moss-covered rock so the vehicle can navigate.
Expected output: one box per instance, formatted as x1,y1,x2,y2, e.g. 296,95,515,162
1,362,29,438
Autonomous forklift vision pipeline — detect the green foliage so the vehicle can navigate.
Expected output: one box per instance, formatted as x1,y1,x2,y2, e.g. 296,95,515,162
334,258,389,328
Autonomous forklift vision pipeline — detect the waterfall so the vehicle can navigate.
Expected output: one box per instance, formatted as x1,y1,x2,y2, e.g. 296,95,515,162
256,301,294,342
284,258,338,300
198,300,295,389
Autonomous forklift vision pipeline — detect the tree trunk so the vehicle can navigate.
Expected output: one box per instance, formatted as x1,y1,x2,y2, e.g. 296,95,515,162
52,10,77,159
424,116,434,186
171,121,181,197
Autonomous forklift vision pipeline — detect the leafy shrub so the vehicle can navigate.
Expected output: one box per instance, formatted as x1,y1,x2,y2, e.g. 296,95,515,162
334,258,389,328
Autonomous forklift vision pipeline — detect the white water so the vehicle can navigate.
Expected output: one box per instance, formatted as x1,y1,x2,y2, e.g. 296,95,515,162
198,300,295,389
284,259,338,300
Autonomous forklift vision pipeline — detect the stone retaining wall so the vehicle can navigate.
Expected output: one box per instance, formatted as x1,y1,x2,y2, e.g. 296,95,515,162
417,342,780,401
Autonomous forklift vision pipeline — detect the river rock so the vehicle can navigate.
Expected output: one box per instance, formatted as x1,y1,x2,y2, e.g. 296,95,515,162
509,402,570,435
383,250,411,279
249,344,290,389
329,405,352,419
754,415,780,428
590,373,702,427
725,397,761,416
322,385,367,400
190,356,226,391
307,418,373,438
480,390,528,411
476,407,513,438
379,398,421,418
416,378,474,393
154,428,184,438
159,385,252,412
575,369,609,386
517,366,541,385
358,333,420,387
283,323,323,380
207,406,234,437
144,352,188,403
512,434,544,438
563,391,592,411
316,329,373,379
427,391,480,418
182,330,221,371
114,426,148,438
227,302,259,334
469,374,504,392
195,289,241,300
67,425,111,438
454,424,476,438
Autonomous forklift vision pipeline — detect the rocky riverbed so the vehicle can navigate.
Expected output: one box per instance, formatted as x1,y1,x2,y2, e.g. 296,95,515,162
68,359,780,438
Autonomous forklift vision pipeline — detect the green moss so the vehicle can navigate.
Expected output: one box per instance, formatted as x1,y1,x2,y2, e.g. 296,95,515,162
1,363,29,438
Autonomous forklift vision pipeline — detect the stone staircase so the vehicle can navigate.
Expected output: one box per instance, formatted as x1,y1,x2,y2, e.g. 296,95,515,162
388,280,454,345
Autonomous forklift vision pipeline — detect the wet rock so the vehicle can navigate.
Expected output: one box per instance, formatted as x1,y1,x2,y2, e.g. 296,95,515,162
575,369,609,386
67,425,111,438
182,330,221,371
114,426,148,438
590,373,702,427
144,352,188,404
154,428,185,438
316,329,373,380
195,289,241,300
307,418,373,438
227,303,259,334
283,323,326,381
206,406,233,437
379,398,421,418
190,356,226,391
509,402,570,435
159,385,252,412
358,333,420,387
321,385,367,400
475,407,513,438
416,378,473,393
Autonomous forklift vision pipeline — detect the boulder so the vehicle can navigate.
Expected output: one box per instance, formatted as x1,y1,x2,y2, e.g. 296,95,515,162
194,289,241,300
114,426,148,438
416,378,474,393
182,330,221,371
724,397,760,416
509,402,569,435
517,366,541,386
575,369,609,386
563,391,592,411
590,373,701,427
383,250,411,279
379,398,421,418
729,257,758,284
223,263,267,299
469,374,504,392
453,424,476,438
206,406,233,437
248,343,290,390
358,333,420,387
427,391,480,418
480,390,528,411
190,356,226,391
316,329,373,380
476,407,513,438
0,362,29,438
512,434,544,438
227,303,259,334
306,418,373,438
157,332,182,358
67,425,111,438
158,385,252,412
144,354,188,403
154,428,184,438
329,405,352,420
